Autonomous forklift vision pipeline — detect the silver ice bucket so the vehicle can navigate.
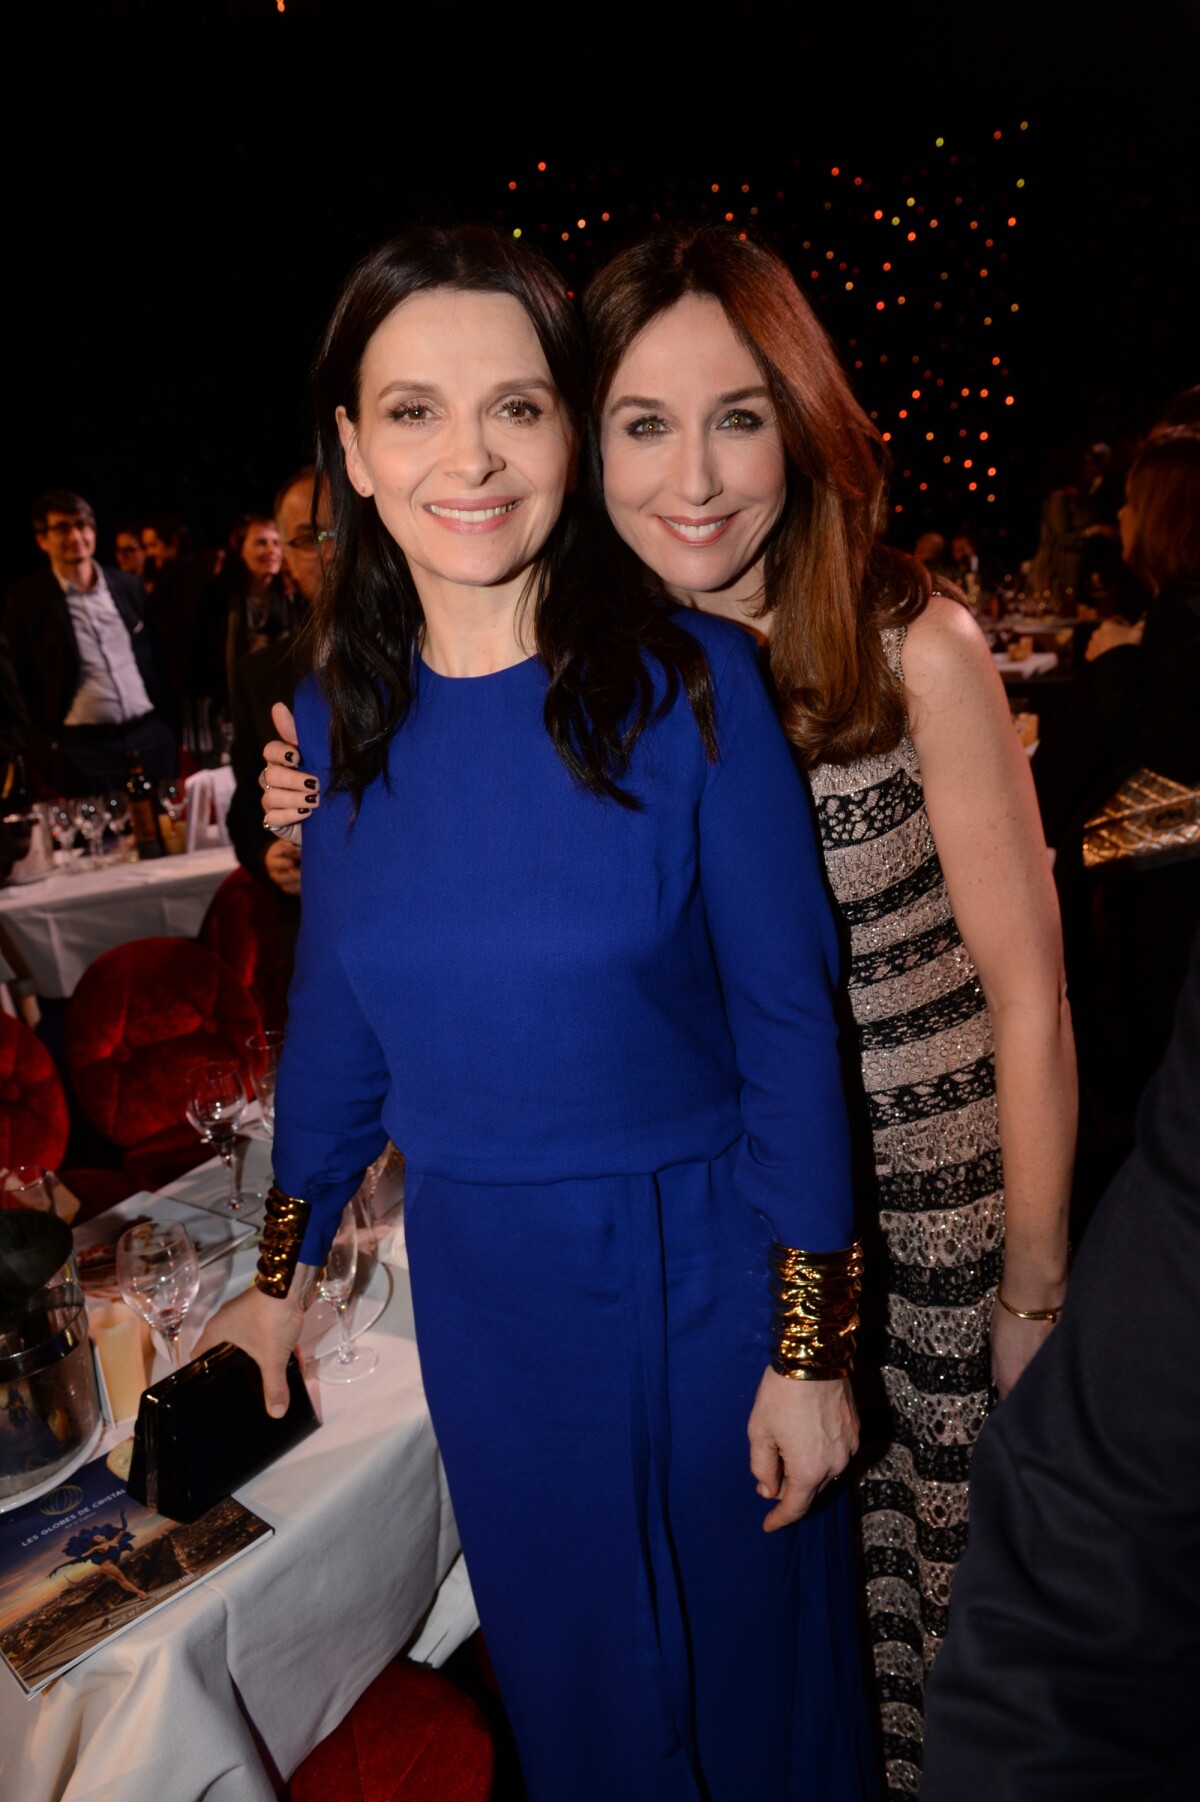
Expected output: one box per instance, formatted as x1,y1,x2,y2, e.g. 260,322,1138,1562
0,1214,100,1499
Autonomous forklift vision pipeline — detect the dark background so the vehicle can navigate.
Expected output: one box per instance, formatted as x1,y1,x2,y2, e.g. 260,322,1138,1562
7,0,1197,590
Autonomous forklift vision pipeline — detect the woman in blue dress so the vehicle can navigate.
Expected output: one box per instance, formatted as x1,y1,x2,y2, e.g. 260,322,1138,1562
202,225,877,1801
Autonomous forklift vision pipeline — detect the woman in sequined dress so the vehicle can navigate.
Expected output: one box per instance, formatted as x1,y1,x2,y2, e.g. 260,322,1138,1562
582,227,1077,1800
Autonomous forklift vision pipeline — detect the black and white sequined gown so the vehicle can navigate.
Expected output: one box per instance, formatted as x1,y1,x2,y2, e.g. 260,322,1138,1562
808,626,1004,1800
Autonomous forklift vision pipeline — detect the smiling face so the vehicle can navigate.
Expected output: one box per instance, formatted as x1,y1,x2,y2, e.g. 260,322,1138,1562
37,510,97,586
336,287,576,618
114,531,145,576
240,520,284,581
599,293,787,614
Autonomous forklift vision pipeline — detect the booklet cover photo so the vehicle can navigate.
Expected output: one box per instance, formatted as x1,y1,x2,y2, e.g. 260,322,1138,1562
0,1443,272,1694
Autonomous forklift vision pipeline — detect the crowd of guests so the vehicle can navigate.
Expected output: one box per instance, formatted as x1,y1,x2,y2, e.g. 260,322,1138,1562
1,216,1197,1802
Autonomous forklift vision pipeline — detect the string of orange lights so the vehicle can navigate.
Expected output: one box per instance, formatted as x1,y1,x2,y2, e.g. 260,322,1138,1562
489,123,1031,553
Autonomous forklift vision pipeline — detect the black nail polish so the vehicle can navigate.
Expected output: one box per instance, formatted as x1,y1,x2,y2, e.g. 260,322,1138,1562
284,751,297,764
304,778,318,791
297,807,310,815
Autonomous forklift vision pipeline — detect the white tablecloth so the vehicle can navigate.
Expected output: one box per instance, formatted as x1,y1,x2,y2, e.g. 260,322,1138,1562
0,847,237,999
0,1140,477,1801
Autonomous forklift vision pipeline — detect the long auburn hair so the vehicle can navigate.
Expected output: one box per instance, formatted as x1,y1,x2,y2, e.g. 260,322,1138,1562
1123,426,1200,590
309,223,714,810
584,224,930,767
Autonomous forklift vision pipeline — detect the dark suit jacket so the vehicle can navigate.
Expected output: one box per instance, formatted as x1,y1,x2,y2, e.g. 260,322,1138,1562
2,563,163,737
921,935,1200,1801
227,634,308,886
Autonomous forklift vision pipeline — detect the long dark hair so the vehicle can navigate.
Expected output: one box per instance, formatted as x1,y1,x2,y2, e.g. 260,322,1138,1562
309,223,714,809
584,224,930,768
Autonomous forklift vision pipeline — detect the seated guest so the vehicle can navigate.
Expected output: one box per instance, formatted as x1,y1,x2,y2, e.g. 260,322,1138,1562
921,936,1200,1801
947,529,992,606
226,469,328,933
113,520,146,580
1036,427,1200,1198
3,490,174,794
1037,427,1200,845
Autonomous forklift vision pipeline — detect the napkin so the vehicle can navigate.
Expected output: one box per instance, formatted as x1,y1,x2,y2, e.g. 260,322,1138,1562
90,1301,153,1423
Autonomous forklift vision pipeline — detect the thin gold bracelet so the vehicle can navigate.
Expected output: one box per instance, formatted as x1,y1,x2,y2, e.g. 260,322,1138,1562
996,1289,1061,1323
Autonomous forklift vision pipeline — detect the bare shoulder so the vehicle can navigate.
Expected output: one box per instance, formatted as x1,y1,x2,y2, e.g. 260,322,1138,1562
899,593,1004,734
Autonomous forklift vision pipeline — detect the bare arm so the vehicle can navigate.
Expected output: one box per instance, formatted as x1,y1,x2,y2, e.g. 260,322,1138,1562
903,596,1076,1395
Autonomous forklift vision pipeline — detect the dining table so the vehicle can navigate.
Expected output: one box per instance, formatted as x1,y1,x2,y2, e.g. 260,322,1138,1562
0,1133,478,1802
0,845,238,1001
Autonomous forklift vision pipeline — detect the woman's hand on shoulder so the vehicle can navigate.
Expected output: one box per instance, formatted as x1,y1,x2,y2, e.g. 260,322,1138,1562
1085,616,1145,662
261,701,318,844
747,1368,859,1532
194,1273,309,1417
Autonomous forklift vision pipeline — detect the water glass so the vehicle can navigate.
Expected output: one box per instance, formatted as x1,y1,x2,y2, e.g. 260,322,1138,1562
316,1207,377,1385
245,1031,285,1132
186,1061,249,1213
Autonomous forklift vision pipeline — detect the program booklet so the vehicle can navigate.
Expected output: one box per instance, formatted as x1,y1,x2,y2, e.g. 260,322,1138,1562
0,1443,272,1694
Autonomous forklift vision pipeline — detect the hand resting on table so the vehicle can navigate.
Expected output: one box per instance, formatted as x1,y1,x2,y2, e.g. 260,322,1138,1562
195,1264,314,1416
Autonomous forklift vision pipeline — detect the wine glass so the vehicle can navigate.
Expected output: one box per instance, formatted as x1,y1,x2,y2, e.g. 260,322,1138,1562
185,1061,249,1213
245,1031,284,1133
157,778,185,824
68,796,106,865
116,1221,201,1372
101,790,132,860
45,799,77,859
315,1207,377,1385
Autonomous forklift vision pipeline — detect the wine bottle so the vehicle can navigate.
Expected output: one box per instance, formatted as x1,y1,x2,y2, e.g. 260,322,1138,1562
125,754,166,860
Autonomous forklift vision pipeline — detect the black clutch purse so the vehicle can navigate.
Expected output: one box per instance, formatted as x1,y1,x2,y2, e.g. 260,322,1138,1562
126,1341,317,1522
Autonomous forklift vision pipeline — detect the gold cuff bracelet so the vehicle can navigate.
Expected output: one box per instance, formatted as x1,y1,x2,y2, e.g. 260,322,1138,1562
769,1240,864,1381
255,1185,311,1298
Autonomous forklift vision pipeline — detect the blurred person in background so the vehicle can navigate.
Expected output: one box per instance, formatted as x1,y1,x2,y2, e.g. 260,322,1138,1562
3,490,173,793
947,530,991,608
1036,426,1200,1225
113,521,146,580
1027,441,1118,611
140,512,211,741
226,469,329,930
192,512,302,722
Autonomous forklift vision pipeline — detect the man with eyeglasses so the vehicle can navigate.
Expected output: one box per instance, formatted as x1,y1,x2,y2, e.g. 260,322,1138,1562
3,489,174,794
226,468,331,925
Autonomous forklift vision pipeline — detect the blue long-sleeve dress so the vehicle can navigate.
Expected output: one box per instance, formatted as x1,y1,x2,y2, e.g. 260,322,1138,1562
274,613,877,1802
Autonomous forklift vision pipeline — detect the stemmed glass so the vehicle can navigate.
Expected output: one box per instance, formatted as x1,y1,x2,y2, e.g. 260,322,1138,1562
101,791,132,860
245,1031,285,1133
157,778,185,824
116,1221,201,1372
315,1207,377,1385
68,796,106,866
44,800,77,864
45,799,75,844
185,1061,249,1213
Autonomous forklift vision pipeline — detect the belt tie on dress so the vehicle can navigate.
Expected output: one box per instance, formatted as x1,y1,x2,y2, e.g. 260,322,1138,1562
613,1171,705,1798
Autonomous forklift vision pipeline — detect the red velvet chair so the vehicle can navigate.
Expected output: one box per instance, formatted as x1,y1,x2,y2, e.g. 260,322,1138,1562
0,1015,137,1220
289,1661,494,1802
65,938,262,1191
199,866,293,1032
0,1013,69,1171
